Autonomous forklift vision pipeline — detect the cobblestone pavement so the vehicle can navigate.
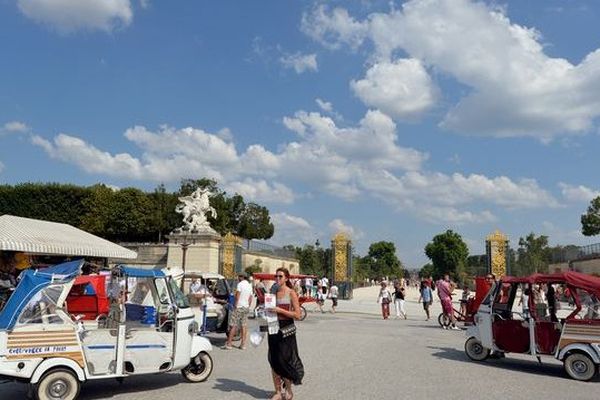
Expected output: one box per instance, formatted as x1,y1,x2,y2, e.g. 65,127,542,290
3,306,599,400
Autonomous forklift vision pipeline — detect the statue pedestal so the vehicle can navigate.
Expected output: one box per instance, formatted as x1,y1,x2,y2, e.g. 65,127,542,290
166,229,221,274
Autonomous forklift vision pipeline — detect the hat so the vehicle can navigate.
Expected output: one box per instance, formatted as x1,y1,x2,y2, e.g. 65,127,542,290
238,272,248,278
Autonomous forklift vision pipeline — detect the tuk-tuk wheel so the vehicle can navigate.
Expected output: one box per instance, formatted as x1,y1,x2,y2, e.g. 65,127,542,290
34,368,81,400
299,306,307,321
465,337,490,362
563,353,597,381
181,352,213,383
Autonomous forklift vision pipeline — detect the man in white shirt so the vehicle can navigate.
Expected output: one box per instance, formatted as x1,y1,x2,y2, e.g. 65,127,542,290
319,275,329,296
223,272,253,350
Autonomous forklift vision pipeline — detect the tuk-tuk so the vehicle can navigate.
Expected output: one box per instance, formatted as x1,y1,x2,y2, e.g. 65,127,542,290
0,260,213,400
65,275,110,321
165,268,233,335
465,271,600,381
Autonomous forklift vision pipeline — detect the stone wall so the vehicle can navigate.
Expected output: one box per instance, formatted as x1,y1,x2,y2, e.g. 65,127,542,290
242,251,299,274
548,259,600,275
112,242,299,275
110,244,168,267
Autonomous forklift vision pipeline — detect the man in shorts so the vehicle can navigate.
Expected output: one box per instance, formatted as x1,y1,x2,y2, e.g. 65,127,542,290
329,283,339,313
223,272,253,350
437,274,459,330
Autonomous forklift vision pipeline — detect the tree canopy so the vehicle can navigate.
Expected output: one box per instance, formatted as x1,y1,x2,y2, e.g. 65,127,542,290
353,241,403,280
424,230,469,281
513,233,551,275
581,197,600,237
0,179,275,242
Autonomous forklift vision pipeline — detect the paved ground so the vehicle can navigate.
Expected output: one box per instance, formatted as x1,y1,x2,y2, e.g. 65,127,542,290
3,288,600,399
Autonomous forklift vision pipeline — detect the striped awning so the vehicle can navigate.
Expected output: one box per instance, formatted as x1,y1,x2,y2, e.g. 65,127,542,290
0,215,137,259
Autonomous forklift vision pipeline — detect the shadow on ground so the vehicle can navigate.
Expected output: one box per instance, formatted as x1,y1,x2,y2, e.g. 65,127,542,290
80,373,184,399
426,346,586,381
212,378,271,399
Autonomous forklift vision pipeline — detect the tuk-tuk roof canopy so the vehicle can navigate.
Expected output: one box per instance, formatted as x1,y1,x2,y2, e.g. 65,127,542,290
502,271,600,297
116,265,165,278
0,215,137,259
0,259,84,331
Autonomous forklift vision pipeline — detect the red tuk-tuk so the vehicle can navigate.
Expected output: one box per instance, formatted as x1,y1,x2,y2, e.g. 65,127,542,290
65,274,110,320
252,273,317,321
465,271,600,381
438,276,493,327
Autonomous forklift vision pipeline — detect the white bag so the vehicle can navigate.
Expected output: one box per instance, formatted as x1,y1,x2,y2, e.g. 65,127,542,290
250,328,265,347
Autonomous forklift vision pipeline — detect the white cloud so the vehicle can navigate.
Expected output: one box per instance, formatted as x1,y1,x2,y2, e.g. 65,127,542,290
358,169,558,224
32,110,559,225
280,52,318,74
269,212,316,246
315,98,333,113
226,179,294,204
559,183,600,203
351,59,438,120
328,219,363,239
301,5,368,51
302,0,600,140
17,0,133,33
2,121,29,134
416,207,496,225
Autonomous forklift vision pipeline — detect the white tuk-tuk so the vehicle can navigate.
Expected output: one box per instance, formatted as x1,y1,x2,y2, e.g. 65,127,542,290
0,260,213,400
465,271,600,381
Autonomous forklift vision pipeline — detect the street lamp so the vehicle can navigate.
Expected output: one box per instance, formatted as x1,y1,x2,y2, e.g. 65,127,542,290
180,232,190,290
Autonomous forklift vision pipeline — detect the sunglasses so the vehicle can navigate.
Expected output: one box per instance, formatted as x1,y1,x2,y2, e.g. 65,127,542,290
276,274,285,278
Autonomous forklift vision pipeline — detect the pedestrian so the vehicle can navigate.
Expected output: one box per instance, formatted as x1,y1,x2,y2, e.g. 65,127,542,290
437,274,459,330
377,281,392,320
316,286,326,313
519,286,531,319
223,272,253,350
266,267,304,400
329,283,339,313
305,277,314,298
418,280,433,320
319,275,329,296
394,285,407,319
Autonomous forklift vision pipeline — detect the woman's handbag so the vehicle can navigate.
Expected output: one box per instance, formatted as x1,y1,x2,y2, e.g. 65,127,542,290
280,324,297,338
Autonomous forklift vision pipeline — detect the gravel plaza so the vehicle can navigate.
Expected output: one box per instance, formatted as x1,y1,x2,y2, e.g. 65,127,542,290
3,286,598,400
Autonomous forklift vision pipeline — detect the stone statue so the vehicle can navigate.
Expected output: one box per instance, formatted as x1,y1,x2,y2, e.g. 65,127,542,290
175,188,217,232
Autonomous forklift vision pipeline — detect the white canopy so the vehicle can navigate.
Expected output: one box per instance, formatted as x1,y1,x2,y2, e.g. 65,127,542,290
0,215,138,259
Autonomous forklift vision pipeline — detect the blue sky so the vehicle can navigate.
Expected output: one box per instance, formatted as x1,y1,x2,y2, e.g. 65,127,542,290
1,0,600,268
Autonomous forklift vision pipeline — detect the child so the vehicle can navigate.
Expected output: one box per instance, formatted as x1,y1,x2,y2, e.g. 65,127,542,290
316,286,326,313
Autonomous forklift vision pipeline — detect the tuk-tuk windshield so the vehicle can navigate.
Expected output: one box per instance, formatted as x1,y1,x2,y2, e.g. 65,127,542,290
168,277,190,309
18,284,66,325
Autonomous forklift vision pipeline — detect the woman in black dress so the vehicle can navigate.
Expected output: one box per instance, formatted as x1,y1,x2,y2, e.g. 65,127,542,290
267,267,304,400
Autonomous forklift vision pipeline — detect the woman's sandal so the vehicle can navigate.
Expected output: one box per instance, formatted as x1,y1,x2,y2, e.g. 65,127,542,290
270,392,282,400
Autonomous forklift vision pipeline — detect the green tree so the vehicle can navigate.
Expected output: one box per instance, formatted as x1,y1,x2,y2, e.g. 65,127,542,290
419,263,435,279
0,182,90,226
148,184,179,242
515,233,551,275
424,230,469,281
581,197,600,236
466,255,487,278
363,241,403,279
245,258,263,275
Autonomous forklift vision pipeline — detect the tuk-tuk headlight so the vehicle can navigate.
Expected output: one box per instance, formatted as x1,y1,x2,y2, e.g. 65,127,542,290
189,321,199,335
